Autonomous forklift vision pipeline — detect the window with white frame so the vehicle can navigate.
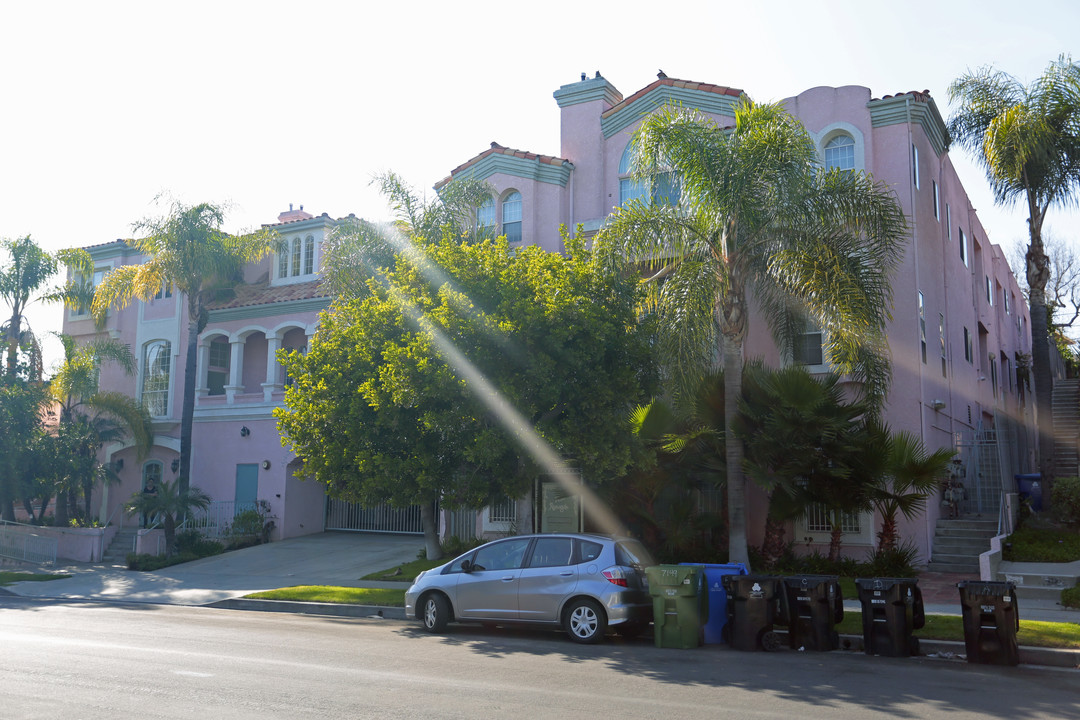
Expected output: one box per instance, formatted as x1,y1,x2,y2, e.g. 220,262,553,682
142,460,163,493
959,228,968,266
798,504,873,545
71,268,107,317
964,327,973,364
986,276,993,305
939,313,947,378
142,340,171,417
919,292,927,364
793,321,825,367
476,196,495,236
277,234,317,280
154,280,173,300
502,192,522,244
912,144,920,189
946,204,952,240
933,181,940,220
824,134,855,172
618,141,680,207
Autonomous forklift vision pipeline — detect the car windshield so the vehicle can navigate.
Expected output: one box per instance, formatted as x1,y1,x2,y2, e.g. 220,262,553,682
615,540,654,568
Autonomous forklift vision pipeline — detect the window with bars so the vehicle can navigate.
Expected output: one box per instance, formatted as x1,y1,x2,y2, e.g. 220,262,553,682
804,503,862,534
488,496,517,524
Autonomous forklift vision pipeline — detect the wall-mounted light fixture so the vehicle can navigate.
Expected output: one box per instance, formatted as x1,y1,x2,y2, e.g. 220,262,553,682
171,458,180,473
931,399,946,410
240,426,251,437
113,458,124,471
262,460,271,470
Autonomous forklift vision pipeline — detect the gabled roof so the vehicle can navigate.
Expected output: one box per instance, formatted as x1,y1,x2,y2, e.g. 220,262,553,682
434,142,573,190
600,77,744,138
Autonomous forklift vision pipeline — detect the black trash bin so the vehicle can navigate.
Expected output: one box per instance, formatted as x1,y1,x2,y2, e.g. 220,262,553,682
782,575,843,651
1015,473,1043,512
957,581,1020,666
721,575,784,651
855,577,925,657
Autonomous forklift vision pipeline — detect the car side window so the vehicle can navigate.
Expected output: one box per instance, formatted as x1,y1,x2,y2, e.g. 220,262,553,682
575,539,603,564
446,552,475,574
472,538,532,571
527,537,574,568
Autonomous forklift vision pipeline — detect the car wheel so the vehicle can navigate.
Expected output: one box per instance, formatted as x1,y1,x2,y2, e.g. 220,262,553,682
422,593,450,633
564,599,606,644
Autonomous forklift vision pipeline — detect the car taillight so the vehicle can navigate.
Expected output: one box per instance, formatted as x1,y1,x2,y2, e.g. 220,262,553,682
602,567,628,587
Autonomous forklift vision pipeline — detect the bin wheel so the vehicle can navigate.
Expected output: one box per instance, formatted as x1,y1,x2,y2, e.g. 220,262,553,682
721,623,732,644
910,637,921,657
761,630,785,652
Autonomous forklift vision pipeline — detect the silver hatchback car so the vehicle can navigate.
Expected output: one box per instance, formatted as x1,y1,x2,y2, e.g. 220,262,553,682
405,533,654,643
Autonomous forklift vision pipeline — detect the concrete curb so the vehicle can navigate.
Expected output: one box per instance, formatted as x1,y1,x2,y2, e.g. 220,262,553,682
206,598,1078,668
206,597,408,620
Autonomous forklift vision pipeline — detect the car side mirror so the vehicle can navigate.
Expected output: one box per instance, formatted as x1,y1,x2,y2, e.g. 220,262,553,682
461,559,473,573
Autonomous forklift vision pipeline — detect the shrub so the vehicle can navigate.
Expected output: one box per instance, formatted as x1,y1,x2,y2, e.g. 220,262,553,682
1003,527,1080,563
862,541,919,578
1052,476,1080,526
1062,583,1080,609
175,529,225,558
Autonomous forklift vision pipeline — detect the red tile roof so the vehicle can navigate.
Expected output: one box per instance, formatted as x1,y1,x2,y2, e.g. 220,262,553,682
207,278,328,310
873,89,934,103
601,77,744,119
435,142,571,189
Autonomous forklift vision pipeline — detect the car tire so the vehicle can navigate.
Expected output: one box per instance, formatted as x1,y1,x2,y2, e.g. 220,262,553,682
422,593,450,633
564,599,606,644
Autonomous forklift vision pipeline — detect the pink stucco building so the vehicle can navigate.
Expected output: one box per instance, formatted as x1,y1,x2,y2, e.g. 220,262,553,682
68,73,1034,566
437,73,1035,563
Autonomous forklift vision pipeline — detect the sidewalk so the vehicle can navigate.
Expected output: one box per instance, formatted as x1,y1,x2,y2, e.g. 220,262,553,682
3,531,422,606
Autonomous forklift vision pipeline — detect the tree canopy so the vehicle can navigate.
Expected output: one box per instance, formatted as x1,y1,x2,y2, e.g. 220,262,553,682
276,231,657,556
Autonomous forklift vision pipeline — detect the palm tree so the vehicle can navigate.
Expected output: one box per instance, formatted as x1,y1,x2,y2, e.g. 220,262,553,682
948,56,1080,483
49,335,152,525
597,101,907,566
91,200,279,495
125,477,211,557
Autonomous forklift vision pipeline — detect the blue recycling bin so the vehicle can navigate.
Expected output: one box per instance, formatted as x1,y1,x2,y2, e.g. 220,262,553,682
1015,473,1043,512
681,562,748,644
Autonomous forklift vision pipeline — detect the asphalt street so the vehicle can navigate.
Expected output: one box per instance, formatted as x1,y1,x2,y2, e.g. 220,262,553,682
3,599,1079,720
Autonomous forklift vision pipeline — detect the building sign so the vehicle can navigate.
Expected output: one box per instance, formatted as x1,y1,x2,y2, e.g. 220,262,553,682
540,481,580,533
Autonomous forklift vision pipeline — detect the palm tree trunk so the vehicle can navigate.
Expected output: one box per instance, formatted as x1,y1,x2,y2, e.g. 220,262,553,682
761,505,787,568
828,520,843,564
722,333,750,568
1027,210,1055,487
178,297,201,496
5,305,23,377
877,513,898,553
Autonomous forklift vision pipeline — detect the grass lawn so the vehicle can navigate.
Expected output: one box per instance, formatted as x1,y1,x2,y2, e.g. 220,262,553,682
1003,527,1080,563
245,586,407,607
360,557,445,582
0,571,70,587
836,611,1080,649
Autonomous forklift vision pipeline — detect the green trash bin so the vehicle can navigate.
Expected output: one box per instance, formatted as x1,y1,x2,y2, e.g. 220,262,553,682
646,565,707,649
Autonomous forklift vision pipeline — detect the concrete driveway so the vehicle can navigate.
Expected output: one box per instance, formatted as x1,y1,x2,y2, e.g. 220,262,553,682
5,532,423,606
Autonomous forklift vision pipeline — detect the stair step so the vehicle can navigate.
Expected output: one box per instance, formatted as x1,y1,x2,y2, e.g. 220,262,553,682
926,560,980,574
932,538,993,553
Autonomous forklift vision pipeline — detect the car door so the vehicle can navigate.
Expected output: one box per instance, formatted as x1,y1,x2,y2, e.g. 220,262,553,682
454,537,532,621
517,536,577,622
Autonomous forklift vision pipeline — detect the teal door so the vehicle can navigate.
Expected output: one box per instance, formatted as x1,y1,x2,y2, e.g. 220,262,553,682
235,464,259,512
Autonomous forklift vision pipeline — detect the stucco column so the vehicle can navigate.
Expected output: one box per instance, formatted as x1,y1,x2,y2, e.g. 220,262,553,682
224,338,245,403
262,334,283,401
195,341,210,398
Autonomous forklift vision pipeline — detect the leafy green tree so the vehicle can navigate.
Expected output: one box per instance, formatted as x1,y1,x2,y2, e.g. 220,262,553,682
0,377,48,520
948,56,1080,481
125,477,211,557
597,101,907,566
91,200,279,494
277,232,656,559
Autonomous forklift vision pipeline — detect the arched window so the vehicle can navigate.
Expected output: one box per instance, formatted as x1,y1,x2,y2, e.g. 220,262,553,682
290,237,302,277
304,235,315,275
502,192,522,244
619,141,679,207
142,340,171,417
476,196,495,235
824,134,855,172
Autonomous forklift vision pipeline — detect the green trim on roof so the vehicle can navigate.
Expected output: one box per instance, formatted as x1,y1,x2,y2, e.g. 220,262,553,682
85,242,131,261
453,153,573,187
208,296,330,323
867,95,951,155
602,87,741,138
553,77,622,108
266,216,338,233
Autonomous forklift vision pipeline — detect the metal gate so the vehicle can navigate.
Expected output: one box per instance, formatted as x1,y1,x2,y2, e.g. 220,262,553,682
325,498,425,534
955,418,1012,516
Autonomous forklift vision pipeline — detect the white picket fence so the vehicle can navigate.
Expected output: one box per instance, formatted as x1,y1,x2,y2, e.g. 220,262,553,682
0,520,58,565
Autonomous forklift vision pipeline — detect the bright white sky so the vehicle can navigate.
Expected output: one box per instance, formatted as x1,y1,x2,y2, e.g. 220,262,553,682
3,0,1078,373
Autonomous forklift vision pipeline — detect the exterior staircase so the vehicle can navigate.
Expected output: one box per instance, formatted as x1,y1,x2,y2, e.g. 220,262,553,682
1052,377,1080,480
101,527,139,565
926,517,998,573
